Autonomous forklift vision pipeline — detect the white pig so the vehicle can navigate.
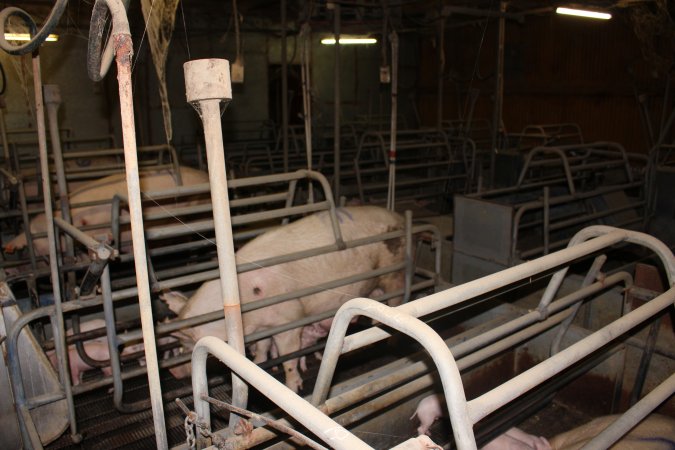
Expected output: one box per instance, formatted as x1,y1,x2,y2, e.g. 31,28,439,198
4,166,209,257
168,206,407,392
411,394,446,435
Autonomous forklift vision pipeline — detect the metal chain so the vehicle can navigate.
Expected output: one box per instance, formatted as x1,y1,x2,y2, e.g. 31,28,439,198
184,413,196,450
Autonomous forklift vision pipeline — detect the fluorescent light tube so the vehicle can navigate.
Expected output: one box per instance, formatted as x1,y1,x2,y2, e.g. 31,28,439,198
556,7,611,20
321,37,377,45
4,33,59,42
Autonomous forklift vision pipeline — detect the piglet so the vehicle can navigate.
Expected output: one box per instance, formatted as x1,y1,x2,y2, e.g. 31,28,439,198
410,394,446,435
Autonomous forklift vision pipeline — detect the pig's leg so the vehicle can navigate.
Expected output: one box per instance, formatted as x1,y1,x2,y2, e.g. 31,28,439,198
378,271,405,307
251,338,274,365
504,428,551,450
271,328,303,392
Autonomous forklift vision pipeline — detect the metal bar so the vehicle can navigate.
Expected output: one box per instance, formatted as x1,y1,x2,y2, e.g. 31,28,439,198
333,3,341,199
386,31,398,211
489,1,506,187
281,0,288,173
468,287,675,423
32,51,79,441
543,186,550,255
581,372,675,450
403,210,413,303
191,336,373,450
102,2,168,445
184,59,247,430
628,316,661,406
311,298,476,449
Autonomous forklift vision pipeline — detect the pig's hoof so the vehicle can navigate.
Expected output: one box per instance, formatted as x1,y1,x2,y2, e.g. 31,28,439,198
299,356,308,373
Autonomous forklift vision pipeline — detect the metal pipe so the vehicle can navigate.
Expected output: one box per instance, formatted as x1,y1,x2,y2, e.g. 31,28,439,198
403,210,413,303
489,1,506,187
87,0,167,445
543,186,549,255
300,23,314,203
281,0,288,173
32,51,79,442
184,58,247,429
0,99,10,167
311,298,476,449
333,2,341,199
582,372,675,450
17,179,38,272
437,12,445,130
191,336,373,450
550,254,607,355
386,31,398,211
468,287,675,423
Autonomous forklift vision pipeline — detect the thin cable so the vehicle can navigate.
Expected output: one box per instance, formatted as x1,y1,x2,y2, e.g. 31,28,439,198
462,0,495,120
132,0,154,73
180,0,190,60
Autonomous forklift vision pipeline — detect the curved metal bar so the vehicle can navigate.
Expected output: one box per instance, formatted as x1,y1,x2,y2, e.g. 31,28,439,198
0,2,66,55
86,0,130,81
311,298,476,449
536,225,675,316
191,336,373,450
517,146,576,195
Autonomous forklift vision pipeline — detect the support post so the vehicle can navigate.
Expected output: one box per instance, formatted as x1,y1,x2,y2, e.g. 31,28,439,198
333,3,341,199
489,1,506,187
184,59,248,433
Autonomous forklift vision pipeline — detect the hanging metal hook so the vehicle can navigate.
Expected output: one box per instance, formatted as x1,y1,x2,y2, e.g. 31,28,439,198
86,0,131,81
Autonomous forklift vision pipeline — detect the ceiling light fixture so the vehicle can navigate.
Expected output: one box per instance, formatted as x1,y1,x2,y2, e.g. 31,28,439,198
321,37,377,45
4,33,59,42
555,7,611,20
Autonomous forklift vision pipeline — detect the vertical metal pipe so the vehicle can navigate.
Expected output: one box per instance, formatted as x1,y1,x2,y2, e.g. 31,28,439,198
543,186,550,255
386,31,399,211
281,0,289,173
489,1,506,187
31,52,79,441
184,59,248,431
0,99,10,166
17,179,38,272
403,210,412,303
333,3,341,199
112,29,168,448
300,24,314,203
437,12,445,130
44,85,75,291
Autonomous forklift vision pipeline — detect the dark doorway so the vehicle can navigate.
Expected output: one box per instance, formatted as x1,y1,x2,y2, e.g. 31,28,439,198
268,64,303,126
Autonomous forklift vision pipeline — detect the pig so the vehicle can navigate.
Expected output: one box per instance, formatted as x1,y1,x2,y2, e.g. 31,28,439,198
482,429,551,450
411,394,550,449
47,318,177,385
549,414,675,450
411,394,446,435
22,155,122,198
167,206,407,391
4,166,209,257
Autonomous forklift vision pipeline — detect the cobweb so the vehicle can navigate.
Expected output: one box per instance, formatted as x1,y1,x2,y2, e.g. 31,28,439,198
628,0,675,74
141,0,180,144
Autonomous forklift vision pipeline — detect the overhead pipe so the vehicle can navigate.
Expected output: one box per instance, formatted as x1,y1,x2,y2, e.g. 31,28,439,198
87,0,167,446
184,58,248,432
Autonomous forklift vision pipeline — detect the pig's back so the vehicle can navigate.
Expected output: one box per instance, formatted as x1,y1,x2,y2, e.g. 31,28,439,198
236,206,403,262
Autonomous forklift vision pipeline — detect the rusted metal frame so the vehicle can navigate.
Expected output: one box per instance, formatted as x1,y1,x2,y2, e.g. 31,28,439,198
333,3,341,200
191,336,374,450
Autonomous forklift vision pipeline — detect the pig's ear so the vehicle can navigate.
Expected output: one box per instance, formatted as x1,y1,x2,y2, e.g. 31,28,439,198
160,291,188,315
